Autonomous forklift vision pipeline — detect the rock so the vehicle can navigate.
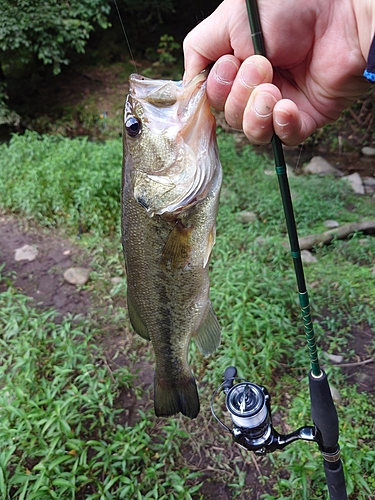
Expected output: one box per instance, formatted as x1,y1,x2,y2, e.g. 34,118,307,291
63,267,90,285
14,244,39,262
362,176,375,187
330,386,341,403
236,210,257,224
219,187,235,203
324,219,340,229
343,172,365,194
324,352,344,364
110,277,122,284
264,169,275,176
361,146,375,156
356,372,371,384
363,177,375,194
301,250,317,264
359,238,370,246
286,164,295,177
303,156,342,176
255,236,266,245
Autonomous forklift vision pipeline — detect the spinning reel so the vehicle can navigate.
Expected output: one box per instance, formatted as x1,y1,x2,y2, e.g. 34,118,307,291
211,367,318,455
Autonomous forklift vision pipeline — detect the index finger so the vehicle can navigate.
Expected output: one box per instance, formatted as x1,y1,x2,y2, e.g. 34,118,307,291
183,4,235,82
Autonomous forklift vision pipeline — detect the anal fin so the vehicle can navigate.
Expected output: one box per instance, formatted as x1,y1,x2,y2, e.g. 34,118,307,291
194,302,221,355
127,293,150,341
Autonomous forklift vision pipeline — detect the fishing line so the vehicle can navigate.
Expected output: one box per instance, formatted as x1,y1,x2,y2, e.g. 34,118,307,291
295,144,303,172
113,0,138,73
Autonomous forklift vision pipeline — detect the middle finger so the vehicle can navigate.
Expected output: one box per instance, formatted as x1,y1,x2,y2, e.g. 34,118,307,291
224,55,273,129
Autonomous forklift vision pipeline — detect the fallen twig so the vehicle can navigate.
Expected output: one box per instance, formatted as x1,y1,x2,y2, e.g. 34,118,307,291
333,358,374,368
283,220,375,250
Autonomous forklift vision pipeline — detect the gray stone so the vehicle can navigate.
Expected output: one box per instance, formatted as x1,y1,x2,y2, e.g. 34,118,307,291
301,250,317,264
362,176,375,187
236,210,257,224
324,352,344,364
110,277,122,284
365,186,375,195
63,267,90,285
219,187,235,203
303,156,342,176
361,146,375,156
14,244,39,262
255,236,266,245
343,172,365,194
330,386,341,403
359,238,370,246
324,219,340,229
356,372,371,384
286,164,295,177
363,177,375,194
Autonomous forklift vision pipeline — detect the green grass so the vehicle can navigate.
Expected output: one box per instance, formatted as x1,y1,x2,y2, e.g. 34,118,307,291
0,131,122,236
0,131,374,499
0,274,202,500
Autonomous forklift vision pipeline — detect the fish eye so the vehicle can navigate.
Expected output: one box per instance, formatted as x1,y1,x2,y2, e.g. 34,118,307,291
125,116,142,137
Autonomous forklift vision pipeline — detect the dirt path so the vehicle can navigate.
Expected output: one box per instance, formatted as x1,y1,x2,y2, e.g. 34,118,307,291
0,215,91,316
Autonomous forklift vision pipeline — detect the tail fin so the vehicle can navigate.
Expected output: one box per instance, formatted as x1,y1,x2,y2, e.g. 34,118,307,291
154,375,200,419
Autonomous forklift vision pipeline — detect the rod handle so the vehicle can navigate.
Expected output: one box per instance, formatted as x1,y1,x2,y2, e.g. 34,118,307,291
308,370,338,448
324,460,348,500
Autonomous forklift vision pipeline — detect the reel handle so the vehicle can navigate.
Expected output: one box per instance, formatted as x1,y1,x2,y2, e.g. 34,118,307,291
223,366,237,391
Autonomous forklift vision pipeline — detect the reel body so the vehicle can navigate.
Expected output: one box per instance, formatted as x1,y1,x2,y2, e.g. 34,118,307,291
213,367,319,456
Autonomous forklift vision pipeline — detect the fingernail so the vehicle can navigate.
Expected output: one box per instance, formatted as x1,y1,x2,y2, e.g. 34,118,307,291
240,61,267,88
214,59,239,85
253,92,277,117
275,110,291,127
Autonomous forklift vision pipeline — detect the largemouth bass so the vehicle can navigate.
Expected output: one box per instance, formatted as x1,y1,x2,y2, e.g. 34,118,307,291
122,71,222,419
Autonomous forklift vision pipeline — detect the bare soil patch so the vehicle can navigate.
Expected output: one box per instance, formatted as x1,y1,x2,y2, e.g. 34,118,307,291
0,214,90,317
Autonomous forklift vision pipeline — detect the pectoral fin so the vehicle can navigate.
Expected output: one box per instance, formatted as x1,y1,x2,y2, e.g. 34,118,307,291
127,293,150,341
194,303,221,355
161,221,193,270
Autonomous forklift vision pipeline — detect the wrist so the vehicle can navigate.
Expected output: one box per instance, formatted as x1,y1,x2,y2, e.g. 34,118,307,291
352,0,375,61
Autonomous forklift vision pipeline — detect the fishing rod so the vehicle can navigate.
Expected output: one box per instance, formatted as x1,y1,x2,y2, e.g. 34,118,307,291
211,1,348,498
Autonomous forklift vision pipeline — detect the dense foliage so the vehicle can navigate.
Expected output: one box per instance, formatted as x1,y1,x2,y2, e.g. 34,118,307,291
0,0,110,73
0,132,122,236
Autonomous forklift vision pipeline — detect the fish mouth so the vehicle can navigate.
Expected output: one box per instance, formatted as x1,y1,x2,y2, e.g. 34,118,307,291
128,71,208,108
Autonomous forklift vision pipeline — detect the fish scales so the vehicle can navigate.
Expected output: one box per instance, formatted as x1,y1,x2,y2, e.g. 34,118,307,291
122,72,222,418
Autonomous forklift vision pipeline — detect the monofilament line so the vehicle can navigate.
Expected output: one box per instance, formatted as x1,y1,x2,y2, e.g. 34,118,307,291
113,0,137,73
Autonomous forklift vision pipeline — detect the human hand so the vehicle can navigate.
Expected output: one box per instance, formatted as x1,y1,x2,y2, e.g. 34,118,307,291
183,0,373,146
